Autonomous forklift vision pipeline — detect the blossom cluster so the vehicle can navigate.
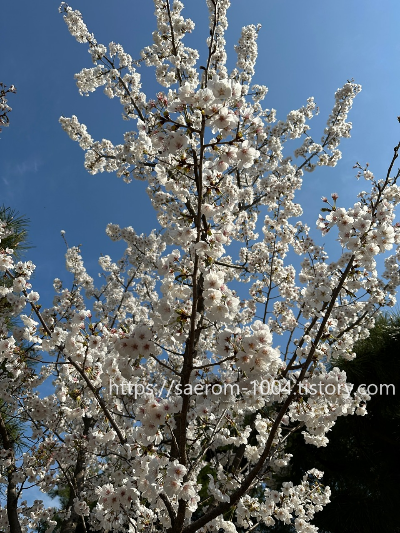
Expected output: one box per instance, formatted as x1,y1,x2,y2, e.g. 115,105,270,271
0,82,16,131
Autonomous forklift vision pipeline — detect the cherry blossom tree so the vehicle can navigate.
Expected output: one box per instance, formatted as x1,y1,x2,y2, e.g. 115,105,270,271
1,1,400,532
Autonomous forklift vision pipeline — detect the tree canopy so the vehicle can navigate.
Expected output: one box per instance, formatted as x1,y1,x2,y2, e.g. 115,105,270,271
1,2,400,533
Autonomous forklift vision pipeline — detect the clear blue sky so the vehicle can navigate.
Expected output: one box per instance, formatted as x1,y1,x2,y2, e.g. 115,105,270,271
1,0,400,309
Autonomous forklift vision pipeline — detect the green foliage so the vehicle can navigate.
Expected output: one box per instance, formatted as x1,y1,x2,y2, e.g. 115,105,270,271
0,206,32,459
0,205,30,258
0,401,26,453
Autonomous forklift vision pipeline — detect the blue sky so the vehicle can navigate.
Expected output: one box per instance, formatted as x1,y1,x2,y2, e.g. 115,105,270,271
1,0,400,307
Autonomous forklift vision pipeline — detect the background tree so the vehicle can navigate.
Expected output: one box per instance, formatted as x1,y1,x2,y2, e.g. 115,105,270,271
272,312,400,533
0,208,31,533
0,85,36,533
